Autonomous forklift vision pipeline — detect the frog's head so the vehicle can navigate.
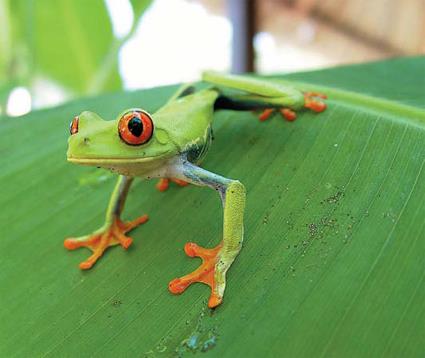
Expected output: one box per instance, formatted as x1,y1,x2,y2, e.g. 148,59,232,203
67,109,177,175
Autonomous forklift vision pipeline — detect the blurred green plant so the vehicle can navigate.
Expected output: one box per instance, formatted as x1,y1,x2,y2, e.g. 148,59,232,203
0,0,152,114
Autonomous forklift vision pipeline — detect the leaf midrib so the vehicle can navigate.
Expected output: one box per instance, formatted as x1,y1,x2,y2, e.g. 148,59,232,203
281,79,425,128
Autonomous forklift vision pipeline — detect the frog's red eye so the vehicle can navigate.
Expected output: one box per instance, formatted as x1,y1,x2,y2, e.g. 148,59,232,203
69,116,79,135
118,110,154,145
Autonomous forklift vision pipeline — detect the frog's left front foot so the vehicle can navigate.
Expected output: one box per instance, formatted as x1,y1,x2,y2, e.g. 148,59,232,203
169,242,227,308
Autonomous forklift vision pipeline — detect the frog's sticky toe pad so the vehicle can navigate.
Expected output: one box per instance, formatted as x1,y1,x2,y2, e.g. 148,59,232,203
304,92,327,113
169,242,223,308
64,215,148,270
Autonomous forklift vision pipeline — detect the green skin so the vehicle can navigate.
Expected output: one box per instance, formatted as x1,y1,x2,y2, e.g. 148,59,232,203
67,71,307,308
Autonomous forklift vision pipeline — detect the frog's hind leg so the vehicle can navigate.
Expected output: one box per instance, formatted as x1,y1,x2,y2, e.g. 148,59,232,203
168,161,246,308
204,71,327,121
64,175,148,269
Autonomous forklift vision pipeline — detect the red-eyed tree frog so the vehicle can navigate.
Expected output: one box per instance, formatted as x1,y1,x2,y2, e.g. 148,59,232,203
65,72,326,308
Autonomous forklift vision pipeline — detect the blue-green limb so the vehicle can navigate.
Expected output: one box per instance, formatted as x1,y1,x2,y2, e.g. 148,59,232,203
64,175,148,269
168,160,246,308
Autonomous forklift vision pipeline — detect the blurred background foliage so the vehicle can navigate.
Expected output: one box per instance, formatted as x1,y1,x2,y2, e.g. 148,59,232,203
0,0,423,117
0,0,152,115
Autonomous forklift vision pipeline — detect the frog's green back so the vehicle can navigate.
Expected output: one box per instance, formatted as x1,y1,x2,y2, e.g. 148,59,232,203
153,88,218,153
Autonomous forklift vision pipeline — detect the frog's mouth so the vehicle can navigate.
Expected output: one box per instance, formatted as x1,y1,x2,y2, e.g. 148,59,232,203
67,156,176,179
67,149,174,165
67,156,162,165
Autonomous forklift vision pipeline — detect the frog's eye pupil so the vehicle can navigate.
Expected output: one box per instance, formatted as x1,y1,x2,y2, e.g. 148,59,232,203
128,116,143,137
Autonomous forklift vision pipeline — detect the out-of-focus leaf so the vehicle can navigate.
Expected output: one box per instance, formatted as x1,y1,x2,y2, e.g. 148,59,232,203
0,1,32,90
0,0,12,84
129,0,153,19
0,83,14,116
0,57,424,357
26,0,120,93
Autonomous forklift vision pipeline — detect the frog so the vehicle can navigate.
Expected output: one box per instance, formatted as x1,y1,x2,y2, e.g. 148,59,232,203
65,71,327,308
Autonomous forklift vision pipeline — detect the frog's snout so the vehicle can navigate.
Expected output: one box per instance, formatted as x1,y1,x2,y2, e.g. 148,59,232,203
69,115,79,135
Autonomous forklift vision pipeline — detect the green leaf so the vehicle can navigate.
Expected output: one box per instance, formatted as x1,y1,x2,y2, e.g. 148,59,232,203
19,0,120,93
0,0,12,85
129,0,153,19
0,0,32,87
0,57,424,357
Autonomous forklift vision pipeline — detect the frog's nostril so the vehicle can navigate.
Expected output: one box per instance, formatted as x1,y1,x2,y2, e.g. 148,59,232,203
70,116,79,135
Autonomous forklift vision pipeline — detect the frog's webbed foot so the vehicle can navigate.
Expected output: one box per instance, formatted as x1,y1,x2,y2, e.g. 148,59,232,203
169,242,225,308
166,162,245,308
156,178,189,192
64,215,148,269
257,91,327,122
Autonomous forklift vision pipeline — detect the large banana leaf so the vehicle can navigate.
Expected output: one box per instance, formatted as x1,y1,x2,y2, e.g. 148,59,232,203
0,57,424,357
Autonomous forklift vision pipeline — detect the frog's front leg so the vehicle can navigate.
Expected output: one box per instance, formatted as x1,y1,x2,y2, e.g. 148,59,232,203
64,175,148,269
168,161,246,308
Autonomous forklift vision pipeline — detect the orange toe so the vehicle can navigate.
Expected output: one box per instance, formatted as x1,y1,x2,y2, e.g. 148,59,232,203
184,242,198,257
156,178,189,192
64,235,100,250
280,108,297,121
79,260,94,270
258,108,275,121
156,178,169,192
208,294,222,308
123,214,149,231
305,99,327,112
168,278,189,294
304,92,327,113
118,236,133,249
170,178,189,187
64,238,79,250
